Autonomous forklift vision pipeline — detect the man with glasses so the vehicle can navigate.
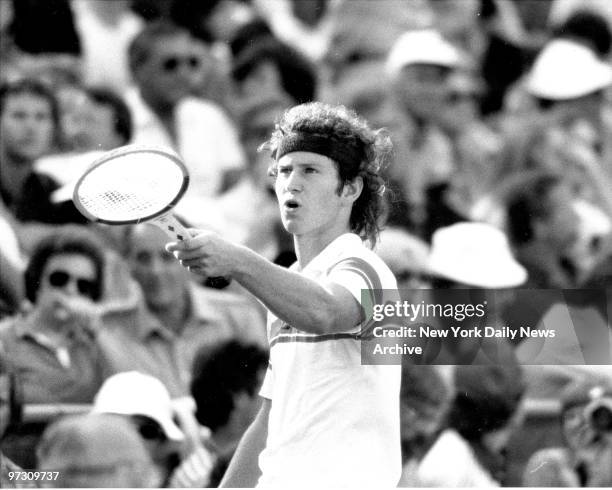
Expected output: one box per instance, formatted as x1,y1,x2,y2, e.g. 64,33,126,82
0,226,109,403
125,20,245,198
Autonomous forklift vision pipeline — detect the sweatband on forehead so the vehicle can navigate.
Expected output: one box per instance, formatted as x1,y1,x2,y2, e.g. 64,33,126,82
275,132,363,170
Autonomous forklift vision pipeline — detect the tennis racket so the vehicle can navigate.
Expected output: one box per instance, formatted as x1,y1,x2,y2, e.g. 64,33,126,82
73,145,230,289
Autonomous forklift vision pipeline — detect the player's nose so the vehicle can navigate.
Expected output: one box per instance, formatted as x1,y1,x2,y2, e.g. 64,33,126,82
285,170,303,192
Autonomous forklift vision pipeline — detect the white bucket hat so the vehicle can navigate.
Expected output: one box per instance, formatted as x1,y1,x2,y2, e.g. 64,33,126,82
92,371,184,441
386,28,467,77
428,222,527,288
525,39,612,100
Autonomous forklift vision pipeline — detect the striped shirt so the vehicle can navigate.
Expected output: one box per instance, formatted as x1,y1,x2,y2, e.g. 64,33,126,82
257,233,401,487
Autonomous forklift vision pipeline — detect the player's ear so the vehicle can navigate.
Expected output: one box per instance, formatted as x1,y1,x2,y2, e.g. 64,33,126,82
342,176,363,204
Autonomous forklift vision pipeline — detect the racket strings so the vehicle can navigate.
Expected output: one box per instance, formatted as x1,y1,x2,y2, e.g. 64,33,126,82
75,153,186,222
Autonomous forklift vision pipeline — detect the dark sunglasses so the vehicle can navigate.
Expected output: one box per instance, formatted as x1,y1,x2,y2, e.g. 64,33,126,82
132,415,167,441
161,56,200,72
47,270,98,299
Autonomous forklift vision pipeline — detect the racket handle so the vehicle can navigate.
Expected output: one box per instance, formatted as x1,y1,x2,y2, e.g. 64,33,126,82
152,213,231,289
153,213,192,241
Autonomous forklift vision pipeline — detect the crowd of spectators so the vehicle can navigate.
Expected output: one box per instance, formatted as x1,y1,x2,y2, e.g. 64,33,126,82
0,0,611,487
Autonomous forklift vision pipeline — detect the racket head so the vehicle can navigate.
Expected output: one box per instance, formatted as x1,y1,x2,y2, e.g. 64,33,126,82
73,145,189,225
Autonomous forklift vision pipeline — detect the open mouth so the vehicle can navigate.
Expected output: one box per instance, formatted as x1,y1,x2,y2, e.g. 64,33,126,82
284,199,300,210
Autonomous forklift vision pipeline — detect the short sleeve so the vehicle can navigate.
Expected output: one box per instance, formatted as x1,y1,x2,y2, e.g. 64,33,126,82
327,257,383,305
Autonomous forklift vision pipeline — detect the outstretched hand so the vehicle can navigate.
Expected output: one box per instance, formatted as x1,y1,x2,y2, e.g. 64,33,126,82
166,230,242,278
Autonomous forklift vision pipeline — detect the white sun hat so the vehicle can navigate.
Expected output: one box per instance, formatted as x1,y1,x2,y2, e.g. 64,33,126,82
428,222,527,288
386,28,467,77
525,38,612,100
92,371,184,441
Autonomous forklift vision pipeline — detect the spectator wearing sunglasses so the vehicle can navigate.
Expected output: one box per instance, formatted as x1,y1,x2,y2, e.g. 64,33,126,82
0,225,109,403
124,20,245,199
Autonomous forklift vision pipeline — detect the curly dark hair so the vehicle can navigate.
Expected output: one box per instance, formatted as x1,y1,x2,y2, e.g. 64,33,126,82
24,226,105,303
263,102,392,247
190,341,268,432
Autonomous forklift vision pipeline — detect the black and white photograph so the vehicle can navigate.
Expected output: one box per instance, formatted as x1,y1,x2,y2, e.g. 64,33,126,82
0,0,611,488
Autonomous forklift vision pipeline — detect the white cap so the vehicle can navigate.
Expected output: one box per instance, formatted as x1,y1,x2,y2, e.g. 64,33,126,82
525,39,612,100
428,222,527,288
92,372,184,441
386,29,467,77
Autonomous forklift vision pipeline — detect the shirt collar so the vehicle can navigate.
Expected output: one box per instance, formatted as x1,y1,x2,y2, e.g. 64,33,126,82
300,233,362,274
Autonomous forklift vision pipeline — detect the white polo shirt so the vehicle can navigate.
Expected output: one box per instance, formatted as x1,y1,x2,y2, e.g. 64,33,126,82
258,233,401,487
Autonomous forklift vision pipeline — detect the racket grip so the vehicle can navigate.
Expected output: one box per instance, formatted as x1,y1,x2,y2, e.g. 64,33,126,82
154,213,192,241
153,213,232,289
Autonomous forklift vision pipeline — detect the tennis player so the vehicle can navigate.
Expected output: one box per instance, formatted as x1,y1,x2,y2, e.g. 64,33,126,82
167,102,401,487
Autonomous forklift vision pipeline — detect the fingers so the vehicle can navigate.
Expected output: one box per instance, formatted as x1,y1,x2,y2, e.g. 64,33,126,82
165,229,214,253
179,257,206,268
164,230,231,278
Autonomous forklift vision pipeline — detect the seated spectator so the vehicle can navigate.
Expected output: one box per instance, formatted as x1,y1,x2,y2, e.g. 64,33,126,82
125,20,245,197
505,173,584,288
0,79,86,226
524,380,612,487
92,371,185,487
0,226,108,403
523,37,611,167
417,364,525,487
423,222,527,365
383,28,488,236
37,413,158,488
170,340,268,487
97,224,266,397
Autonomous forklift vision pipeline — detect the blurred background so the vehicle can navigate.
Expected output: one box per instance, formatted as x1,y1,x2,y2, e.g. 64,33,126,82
0,0,611,487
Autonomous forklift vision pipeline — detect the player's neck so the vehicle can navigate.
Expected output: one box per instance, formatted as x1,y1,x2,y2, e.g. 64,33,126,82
293,225,351,269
